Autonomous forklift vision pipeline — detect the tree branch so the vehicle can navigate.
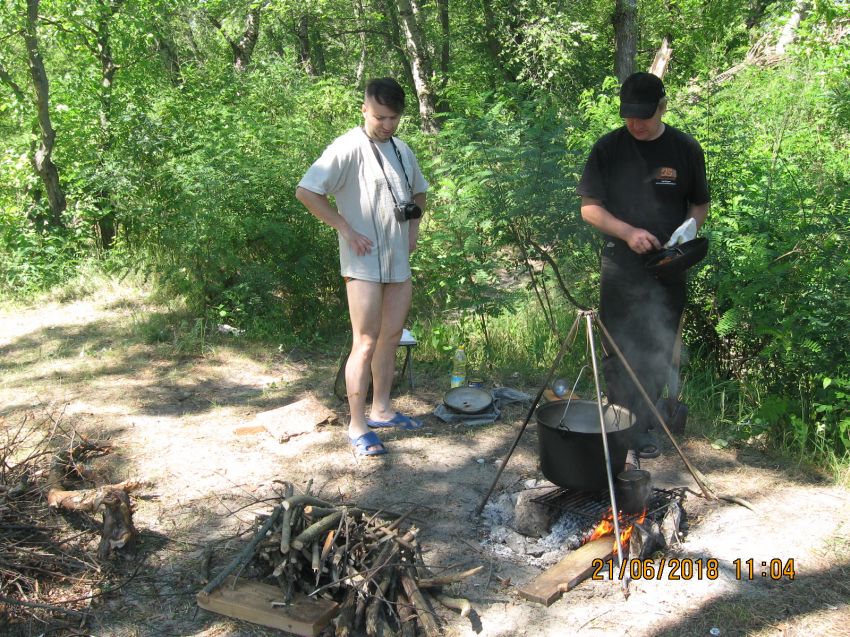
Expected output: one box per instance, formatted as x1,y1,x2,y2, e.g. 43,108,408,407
0,61,28,102
38,16,98,55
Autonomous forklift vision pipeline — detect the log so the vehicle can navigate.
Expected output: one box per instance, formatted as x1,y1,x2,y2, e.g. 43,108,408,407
292,511,344,551
47,484,138,559
97,488,136,559
365,595,386,637
333,588,357,637
284,495,336,511
518,537,615,606
321,529,336,563
281,483,295,553
434,592,471,617
312,541,321,574
400,569,440,637
397,593,417,637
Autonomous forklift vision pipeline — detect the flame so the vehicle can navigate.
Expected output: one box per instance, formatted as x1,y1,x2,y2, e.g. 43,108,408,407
587,508,647,551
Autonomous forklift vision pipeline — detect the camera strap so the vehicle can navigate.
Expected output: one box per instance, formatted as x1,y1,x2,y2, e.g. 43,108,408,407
363,128,414,205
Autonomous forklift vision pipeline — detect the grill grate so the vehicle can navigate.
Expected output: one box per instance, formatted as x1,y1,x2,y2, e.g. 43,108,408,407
532,486,686,523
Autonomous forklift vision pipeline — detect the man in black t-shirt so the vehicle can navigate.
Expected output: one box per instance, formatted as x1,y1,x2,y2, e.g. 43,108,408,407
577,72,710,463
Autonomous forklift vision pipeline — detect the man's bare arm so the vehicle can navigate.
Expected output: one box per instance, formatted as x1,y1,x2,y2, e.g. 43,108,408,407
580,196,661,254
295,186,373,256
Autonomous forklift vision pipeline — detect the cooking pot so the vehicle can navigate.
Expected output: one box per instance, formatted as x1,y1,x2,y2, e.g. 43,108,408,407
536,400,636,491
645,237,709,280
615,469,651,513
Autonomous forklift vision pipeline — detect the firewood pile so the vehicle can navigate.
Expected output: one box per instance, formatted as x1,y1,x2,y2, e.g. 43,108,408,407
201,482,481,636
0,413,141,630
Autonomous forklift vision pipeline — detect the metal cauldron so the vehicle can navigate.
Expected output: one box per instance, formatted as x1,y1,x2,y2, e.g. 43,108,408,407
536,400,636,491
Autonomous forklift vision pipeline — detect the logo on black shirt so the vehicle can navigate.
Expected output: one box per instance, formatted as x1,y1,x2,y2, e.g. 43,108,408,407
653,166,677,186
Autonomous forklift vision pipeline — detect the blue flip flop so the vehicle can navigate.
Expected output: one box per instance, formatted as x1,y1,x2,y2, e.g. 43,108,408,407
349,431,387,457
367,412,423,431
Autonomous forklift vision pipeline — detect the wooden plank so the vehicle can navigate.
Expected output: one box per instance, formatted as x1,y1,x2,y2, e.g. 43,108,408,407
253,396,337,443
518,537,616,606
196,577,338,636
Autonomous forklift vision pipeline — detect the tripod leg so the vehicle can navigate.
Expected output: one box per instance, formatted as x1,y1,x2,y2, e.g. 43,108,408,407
585,312,627,591
475,313,583,516
594,314,717,500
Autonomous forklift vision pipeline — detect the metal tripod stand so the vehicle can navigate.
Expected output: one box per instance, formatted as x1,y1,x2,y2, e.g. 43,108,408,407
475,309,630,572
475,308,733,594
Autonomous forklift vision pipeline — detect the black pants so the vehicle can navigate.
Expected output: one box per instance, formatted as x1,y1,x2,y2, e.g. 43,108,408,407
599,245,686,434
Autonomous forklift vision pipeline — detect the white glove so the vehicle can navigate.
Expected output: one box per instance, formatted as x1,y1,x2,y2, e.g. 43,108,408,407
664,218,697,248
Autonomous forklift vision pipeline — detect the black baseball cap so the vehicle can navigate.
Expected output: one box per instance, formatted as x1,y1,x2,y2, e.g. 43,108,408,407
619,72,665,119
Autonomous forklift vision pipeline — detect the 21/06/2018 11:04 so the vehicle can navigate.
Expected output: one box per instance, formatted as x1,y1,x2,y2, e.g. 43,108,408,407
734,558,795,580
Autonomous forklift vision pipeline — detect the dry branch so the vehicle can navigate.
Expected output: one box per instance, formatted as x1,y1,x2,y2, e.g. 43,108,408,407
418,565,484,588
0,415,129,626
201,505,283,595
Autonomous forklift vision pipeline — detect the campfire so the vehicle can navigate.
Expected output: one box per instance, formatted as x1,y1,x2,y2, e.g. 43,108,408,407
587,507,648,548
480,481,687,605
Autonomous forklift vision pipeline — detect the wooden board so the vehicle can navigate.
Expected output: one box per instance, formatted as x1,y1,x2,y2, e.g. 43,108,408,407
252,397,337,443
197,577,339,636
518,537,615,606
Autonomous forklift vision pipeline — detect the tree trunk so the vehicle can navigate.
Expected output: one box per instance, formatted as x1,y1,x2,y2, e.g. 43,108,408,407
481,0,501,61
207,7,261,72
155,34,183,85
234,8,261,71
312,22,326,75
94,0,124,251
375,0,416,91
24,0,66,229
613,0,637,82
394,0,439,133
436,0,449,77
775,0,808,55
649,34,672,79
355,0,368,89
480,0,516,82
0,62,27,102
297,15,318,76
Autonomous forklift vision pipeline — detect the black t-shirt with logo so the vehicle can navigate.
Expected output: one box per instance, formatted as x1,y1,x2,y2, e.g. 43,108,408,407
577,124,710,246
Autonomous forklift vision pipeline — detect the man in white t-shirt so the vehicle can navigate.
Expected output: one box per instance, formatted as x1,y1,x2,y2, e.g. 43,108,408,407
296,78,428,457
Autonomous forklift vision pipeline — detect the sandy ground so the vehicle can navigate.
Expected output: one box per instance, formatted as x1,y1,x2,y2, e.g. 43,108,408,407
1,283,848,637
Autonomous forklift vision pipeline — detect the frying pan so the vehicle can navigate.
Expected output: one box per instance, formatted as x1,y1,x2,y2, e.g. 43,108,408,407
645,237,709,279
443,386,493,414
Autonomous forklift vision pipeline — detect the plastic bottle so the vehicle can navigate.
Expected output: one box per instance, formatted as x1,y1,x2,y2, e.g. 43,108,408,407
450,346,467,388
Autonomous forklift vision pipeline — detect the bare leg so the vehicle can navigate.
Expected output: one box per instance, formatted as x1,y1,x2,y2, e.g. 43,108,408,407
369,279,412,421
345,280,382,447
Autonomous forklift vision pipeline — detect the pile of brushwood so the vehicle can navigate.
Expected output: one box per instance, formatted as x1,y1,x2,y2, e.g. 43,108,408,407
201,483,481,636
0,413,141,633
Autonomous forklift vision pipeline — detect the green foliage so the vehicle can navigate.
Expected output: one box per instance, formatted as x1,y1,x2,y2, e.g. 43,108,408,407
814,377,850,456
117,69,357,335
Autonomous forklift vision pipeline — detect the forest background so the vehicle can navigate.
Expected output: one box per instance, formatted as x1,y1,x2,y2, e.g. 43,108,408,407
1,0,848,475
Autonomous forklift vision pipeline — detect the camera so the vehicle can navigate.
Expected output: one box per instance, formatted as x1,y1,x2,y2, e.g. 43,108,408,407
394,201,423,222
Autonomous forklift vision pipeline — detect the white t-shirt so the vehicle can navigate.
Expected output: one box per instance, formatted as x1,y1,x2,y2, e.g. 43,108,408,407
298,127,428,283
